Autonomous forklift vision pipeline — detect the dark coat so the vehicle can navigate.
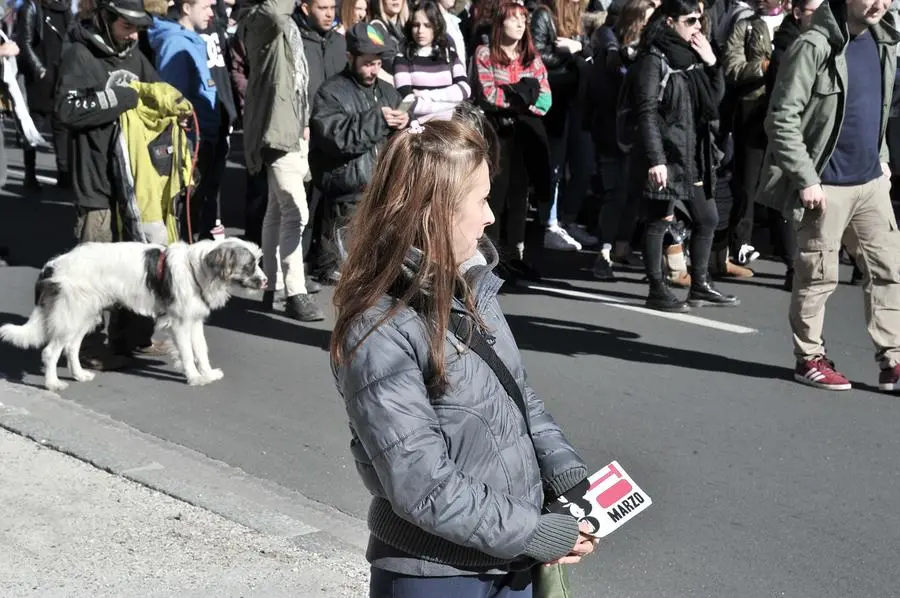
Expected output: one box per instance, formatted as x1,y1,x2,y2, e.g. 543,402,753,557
15,0,72,115
293,13,347,102
309,67,401,199
628,47,724,203
55,21,159,210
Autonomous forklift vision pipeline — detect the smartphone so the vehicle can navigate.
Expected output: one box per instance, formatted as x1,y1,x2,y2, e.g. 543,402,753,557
398,97,416,114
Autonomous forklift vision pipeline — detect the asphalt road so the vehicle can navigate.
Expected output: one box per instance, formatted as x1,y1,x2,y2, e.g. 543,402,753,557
2,140,898,597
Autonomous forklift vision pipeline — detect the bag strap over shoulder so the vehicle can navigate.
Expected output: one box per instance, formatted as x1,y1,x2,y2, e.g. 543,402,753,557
448,311,532,436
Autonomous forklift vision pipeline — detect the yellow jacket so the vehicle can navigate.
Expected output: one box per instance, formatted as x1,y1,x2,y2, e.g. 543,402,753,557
116,81,195,244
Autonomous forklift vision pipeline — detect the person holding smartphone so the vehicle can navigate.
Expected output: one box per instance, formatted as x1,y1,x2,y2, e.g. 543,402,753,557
308,22,406,285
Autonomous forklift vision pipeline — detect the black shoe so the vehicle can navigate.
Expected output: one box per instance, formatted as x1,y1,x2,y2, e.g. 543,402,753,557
285,294,325,321
646,280,689,312
316,270,341,286
305,277,322,294
506,259,541,282
592,255,615,280
57,171,72,189
262,290,275,311
783,269,794,292
23,178,41,194
688,277,740,307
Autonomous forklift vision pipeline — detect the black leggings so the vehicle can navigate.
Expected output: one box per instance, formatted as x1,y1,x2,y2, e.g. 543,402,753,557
644,186,718,282
486,126,530,255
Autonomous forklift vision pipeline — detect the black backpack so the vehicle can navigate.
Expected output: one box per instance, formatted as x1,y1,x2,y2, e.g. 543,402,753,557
615,53,675,155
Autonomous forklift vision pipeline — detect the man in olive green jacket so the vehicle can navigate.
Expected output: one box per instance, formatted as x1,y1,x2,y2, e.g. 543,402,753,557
240,0,324,321
757,0,900,392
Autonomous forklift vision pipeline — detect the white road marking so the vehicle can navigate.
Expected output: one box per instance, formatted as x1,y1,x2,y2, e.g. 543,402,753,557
6,168,57,186
518,282,759,335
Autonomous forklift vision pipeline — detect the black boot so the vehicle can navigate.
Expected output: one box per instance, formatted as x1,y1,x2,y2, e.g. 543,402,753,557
688,275,740,307
285,294,325,322
262,290,275,311
646,279,690,312
305,276,322,294
24,149,41,194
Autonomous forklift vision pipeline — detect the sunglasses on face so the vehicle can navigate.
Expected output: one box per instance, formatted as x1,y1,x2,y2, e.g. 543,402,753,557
680,15,701,25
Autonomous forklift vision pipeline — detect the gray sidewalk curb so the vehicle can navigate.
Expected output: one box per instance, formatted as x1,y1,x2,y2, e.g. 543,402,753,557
0,379,368,555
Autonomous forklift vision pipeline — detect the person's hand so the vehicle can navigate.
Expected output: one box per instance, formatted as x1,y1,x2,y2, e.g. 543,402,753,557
381,107,409,129
882,162,891,179
304,127,310,141
0,41,20,57
799,183,827,212
555,38,582,54
649,164,668,190
691,33,716,67
545,520,599,566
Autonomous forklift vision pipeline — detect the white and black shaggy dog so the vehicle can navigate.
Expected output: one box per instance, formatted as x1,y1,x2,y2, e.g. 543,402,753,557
0,238,266,391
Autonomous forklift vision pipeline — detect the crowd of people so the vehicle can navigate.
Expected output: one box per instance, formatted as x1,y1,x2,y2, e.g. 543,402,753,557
1,0,900,593
1,0,900,382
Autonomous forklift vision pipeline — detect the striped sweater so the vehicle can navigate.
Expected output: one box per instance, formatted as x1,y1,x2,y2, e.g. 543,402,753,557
393,46,470,118
474,45,552,116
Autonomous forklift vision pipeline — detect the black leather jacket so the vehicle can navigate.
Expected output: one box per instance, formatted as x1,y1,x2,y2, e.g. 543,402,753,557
15,0,71,114
309,68,402,200
529,6,590,97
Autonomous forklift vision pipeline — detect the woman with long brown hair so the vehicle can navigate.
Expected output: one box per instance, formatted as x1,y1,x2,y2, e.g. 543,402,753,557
331,107,595,597
339,0,370,32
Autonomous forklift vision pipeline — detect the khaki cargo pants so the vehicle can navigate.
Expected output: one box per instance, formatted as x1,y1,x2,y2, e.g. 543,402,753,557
790,176,900,368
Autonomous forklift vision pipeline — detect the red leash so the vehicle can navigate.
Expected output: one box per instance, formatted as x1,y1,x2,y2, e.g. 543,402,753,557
184,110,201,244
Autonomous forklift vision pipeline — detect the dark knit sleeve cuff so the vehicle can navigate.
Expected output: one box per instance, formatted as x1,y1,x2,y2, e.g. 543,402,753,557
522,513,580,563
545,466,588,503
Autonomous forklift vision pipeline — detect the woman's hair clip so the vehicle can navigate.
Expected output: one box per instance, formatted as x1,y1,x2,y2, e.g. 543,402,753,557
408,120,425,135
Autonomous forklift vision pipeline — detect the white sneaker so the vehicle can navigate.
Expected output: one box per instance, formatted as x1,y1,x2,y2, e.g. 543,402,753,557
563,223,598,247
736,244,760,265
544,224,582,251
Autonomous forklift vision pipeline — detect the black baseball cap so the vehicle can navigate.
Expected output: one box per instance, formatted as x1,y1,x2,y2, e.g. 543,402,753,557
102,0,153,27
346,22,391,56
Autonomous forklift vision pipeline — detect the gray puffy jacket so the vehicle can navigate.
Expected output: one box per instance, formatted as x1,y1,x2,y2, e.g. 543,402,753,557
333,241,588,574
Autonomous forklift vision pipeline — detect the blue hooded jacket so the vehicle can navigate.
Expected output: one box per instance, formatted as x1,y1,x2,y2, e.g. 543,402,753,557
148,17,220,142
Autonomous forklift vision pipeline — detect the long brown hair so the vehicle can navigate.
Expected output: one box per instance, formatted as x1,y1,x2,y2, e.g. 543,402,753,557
330,113,494,397
615,0,655,46
341,0,369,28
489,2,537,67
544,0,586,39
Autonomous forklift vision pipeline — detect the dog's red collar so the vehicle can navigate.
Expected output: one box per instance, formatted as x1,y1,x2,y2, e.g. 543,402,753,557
156,250,167,281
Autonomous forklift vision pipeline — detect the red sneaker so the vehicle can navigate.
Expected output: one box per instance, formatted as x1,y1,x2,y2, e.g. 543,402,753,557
794,358,852,391
878,364,900,392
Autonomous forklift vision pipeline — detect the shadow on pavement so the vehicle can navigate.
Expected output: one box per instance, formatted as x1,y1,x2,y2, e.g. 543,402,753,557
506,313,793,381
0,313,39,383
208,297,331,350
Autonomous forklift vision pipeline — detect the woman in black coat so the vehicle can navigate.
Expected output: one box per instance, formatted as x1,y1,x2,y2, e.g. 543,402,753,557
627,0,738,311
15,0,72,191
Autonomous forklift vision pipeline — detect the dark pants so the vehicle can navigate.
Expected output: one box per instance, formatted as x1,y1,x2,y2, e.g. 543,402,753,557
243,168,268,245
312,195,359,278
767,206,796,270
24,112,69,180
644,187,719,282
191,125,230,240
369,567,533,598
547,101,595,226
595,153,639,246
486,125,530,257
